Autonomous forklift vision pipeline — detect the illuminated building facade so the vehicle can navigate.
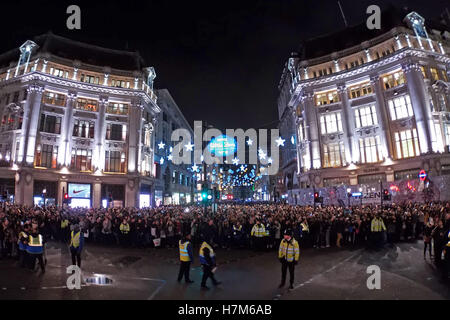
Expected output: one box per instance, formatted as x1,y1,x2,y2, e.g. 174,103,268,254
153,89,195,206
0,32,160,208
277,9,450,204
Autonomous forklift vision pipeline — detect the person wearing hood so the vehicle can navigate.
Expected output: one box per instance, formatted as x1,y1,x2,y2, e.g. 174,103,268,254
70,224,84,268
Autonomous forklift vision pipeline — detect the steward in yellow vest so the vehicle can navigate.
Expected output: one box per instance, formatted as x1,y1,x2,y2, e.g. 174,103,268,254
177,234,194,284
251,220,266,251
18,223,30,268
27,229,45,273
199,240,221,289
70,224,84,267
278,229,300,289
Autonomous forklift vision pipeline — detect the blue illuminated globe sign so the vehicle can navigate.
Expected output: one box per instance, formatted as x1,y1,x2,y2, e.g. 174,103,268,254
208,135,237,156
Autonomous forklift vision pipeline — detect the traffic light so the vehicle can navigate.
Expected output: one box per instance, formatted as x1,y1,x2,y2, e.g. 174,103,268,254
63,193,69,204
382,189,391,201
314,192,321,203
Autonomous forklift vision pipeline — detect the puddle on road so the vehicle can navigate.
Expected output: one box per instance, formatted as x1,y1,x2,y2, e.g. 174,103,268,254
85,275,114,285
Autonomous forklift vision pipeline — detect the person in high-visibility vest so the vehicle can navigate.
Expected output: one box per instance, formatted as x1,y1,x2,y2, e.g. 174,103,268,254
17,223,30,268
60,216,70,242
26,228,45,273
199,240,221,290
371,215,386,249
278,229,300,289
251,220,266,251
300,219,310,247
177,234,194,283
119,219,131,246
70,224,84,267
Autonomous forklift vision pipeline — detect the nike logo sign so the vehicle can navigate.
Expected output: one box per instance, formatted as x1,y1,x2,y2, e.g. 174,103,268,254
73,190,85,194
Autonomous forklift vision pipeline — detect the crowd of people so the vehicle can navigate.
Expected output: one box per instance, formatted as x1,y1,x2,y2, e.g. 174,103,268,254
0,201,449,278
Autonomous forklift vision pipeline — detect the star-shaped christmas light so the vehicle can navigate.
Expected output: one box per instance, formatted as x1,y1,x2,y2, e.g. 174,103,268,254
258,148,266,160
275,137,285,147
232,157,240,165
184,142,194,152
247,138,253,146
160,157,164,165
158,141,165,149
192,164,199,172
268,157,273,164
168,154,173,161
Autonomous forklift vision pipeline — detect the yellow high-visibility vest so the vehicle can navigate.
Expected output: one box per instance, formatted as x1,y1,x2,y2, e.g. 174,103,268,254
179,240,191,262
71,231,80,248
371,218,386,232
199,241,215,265
61,220,69,229
251,224,266,237
120,223,130,234
278,238,300,262
301,223,309,232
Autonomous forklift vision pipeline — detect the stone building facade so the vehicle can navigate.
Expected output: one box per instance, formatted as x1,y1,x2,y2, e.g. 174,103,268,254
277,9,450,203
0,32,160,208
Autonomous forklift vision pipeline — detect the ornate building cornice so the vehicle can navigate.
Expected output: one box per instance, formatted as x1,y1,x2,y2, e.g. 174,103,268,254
1,72,160,114
290,47,450,105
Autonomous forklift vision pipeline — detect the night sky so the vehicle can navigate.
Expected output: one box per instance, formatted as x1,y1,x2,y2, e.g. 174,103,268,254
0,0,448,130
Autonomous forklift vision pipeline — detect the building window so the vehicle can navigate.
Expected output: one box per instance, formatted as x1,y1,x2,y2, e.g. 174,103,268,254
438,93,448,112
106,123,127,141
73,119,95,138
382,71,406,90
107,103,128,115
111,79,130,88
35,144,58,168
348,83,373,99
315,90,340,106
76,98,98,112
420,66,428,79
430,68,440,81
323,142,345,168
445,124,450,147
394,169,420,181
39,114,61,134
355,104,378,128
298,122,305,141
394,129,420,159
80,74,100,84
388,95,414,121
320,112,343,134
42,91,66,106
70,148,92,171
49,67,69,79
12,92,20,103
359,136,383,163
144,128,152,147
1,112,23,131
105,150,126,172
431,122,444,153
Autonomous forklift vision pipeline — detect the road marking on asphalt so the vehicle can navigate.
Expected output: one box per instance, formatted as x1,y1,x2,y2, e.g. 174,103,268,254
147,280,166,300
293,251,361,290
273,250,361,300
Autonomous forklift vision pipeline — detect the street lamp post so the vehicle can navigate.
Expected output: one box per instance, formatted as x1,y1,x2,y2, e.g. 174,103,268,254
347,188,351,208
42,188,47,208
